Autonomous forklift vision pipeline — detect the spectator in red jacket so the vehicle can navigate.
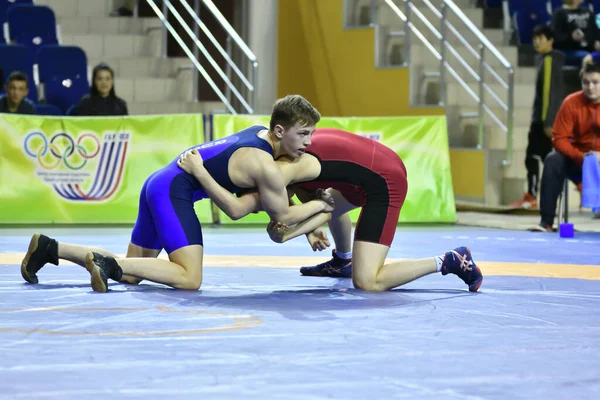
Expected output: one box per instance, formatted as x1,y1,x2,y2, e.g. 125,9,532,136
534,62,600,231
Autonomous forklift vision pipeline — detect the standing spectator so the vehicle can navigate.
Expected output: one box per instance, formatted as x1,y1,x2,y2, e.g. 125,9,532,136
512,25,565,209
551,0,600,66
0,71,36,115
76,63,128,116
533,62,600,231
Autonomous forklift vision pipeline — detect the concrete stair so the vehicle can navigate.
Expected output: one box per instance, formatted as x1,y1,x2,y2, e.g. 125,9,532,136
35,0,225,115
345,0,584,207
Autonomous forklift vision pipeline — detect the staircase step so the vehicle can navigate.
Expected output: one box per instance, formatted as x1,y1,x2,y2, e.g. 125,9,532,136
115,77,194,104
410,43,517,68
61,32,163,58
57,16,161,35
456,116,530,151
128,101,225,116
446,81,534,108
87,56,192,78
37,0,112,18
378,5,484,31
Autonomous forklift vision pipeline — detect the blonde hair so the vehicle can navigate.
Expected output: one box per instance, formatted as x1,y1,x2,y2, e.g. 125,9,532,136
269,94,321,131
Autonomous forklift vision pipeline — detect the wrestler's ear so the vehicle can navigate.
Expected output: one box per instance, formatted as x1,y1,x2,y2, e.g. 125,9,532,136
273,124,285,139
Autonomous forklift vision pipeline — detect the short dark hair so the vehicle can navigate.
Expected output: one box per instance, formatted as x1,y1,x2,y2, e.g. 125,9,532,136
533,24,553,40
7,71,28,86
269,95,321,131
581,62,600,78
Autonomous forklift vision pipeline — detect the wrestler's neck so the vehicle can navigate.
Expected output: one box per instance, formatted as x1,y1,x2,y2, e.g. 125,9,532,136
260,129,285,159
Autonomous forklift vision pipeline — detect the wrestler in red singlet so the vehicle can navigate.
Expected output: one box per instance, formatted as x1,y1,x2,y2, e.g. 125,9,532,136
295,128,408,247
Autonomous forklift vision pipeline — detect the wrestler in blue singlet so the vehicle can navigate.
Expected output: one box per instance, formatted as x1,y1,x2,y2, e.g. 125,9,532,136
130,126,273,253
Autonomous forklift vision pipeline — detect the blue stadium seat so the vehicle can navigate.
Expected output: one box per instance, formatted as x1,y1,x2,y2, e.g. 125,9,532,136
514,8,552,45
36,45,89,113
35,103,63,116
0,43,38,102
506,0,548,17
42,77,89,113
0,0,33,24
66,104,78,115
37,45,88,80
7,5,58,59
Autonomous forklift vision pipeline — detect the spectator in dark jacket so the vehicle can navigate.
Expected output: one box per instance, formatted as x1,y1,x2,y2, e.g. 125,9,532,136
551,0,600,66
0,71,36,115
76,63,128,116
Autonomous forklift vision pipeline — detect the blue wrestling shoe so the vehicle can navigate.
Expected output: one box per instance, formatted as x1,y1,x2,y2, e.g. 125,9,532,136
300,250,352,278
441,247,483,292
442,247,483,292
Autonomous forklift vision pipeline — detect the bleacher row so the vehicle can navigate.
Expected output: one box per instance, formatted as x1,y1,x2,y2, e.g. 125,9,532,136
484,0,600,45
0,0,89,115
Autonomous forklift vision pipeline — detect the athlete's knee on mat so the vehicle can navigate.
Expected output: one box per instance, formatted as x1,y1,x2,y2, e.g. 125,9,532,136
352,275,386,292
174,275,203,291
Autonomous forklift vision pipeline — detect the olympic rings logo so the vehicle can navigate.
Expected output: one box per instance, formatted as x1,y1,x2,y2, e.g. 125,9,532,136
23,132,101,170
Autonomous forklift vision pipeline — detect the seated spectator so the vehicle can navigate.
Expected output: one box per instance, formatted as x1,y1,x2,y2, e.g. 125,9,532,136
0,71,36,115
77,63,128,116
551,0,600,66
533,62,600,231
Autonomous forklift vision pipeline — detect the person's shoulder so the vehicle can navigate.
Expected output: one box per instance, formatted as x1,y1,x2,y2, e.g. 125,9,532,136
235,145,275,167
236,148,279,183
248,147,275,162
565,91,585,103
22,98,36,113
79,93,94,103
554,7,568,16
115,96,128,106
548,49,565,60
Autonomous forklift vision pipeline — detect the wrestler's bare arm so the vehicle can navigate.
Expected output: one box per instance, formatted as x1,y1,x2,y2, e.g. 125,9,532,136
249,153,330,225
178,149,329,224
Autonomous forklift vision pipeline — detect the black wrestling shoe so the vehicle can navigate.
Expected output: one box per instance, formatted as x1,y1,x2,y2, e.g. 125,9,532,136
21,233,59,284
84,252,123,293
300,250,352,278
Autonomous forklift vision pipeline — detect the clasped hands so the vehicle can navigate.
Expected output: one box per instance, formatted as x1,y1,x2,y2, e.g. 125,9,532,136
267,189,335,250
177,149,204,175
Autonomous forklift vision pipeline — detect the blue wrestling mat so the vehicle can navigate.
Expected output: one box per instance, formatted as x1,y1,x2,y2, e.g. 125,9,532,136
0,226,599,400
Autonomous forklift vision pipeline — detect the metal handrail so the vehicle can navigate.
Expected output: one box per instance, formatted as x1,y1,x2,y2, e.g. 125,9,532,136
200,0,259,111
179,0,254,92
145,0,258,115
380,0,514,166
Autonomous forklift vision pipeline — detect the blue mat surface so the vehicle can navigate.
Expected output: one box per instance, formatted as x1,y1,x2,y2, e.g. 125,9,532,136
1,227,599,399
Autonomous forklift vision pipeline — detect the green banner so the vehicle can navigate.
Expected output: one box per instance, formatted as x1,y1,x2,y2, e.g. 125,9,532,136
0,114,213,224
212,114,456,224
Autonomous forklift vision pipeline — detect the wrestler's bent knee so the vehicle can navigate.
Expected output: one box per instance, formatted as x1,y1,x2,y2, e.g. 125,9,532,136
352,276,386,292
176,276,202,291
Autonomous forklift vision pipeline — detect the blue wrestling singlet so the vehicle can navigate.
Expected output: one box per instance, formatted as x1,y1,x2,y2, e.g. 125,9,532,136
130,126,273,253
